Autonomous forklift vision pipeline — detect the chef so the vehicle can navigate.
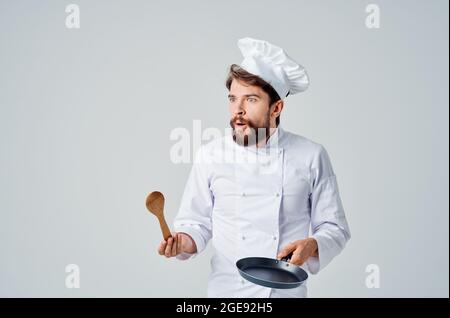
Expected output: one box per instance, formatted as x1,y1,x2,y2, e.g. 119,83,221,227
157,37,351,298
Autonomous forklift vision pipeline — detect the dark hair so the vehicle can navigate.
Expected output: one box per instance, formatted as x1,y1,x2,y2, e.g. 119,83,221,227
225,64,284,126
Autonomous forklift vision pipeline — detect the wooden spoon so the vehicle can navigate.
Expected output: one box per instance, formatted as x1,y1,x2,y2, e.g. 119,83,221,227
145,191,172,241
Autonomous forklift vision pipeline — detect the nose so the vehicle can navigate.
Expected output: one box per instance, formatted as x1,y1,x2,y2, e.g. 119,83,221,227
232,99,246,117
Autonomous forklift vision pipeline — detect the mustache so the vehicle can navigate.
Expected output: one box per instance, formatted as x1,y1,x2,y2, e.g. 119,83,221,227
230,116,250,127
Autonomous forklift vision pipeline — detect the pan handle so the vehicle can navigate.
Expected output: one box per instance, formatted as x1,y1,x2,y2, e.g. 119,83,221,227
281,252,294,262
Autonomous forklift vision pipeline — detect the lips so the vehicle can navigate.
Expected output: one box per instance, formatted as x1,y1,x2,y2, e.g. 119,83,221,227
234,119,247,126
234,122,247,130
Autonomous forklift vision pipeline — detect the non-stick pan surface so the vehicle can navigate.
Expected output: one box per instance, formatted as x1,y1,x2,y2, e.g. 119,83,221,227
236,255,308,289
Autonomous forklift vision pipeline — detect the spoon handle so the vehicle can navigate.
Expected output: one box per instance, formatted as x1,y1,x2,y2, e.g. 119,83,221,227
158,217,172,241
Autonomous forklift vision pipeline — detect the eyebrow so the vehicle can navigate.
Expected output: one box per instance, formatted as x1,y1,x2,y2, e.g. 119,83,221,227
228,94,261,98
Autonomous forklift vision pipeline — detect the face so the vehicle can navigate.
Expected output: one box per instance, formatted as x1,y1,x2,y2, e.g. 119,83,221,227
228,79,282,146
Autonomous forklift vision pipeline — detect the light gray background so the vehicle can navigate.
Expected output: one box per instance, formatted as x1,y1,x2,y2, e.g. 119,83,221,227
0,0,448,297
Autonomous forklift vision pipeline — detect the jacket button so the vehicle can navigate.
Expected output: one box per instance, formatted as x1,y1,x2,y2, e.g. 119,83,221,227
241,192,246,197
275,192,280,197
241,279,245,285
272,236,277,240
241,236,246,240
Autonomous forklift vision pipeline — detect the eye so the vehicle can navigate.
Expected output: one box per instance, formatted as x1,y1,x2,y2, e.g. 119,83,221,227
228,97,236,102
247,98,257,103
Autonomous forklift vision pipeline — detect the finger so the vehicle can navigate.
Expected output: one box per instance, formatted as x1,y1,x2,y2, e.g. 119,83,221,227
158,240,167,255
171,235,178,256
164,237,173,257
277,242,296,259
289,252,304,265
176,233,182,254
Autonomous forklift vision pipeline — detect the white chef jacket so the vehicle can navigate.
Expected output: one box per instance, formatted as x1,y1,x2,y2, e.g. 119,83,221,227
174,126,350,298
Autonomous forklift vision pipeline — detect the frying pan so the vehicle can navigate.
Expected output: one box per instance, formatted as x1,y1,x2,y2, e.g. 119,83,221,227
236,253,308,289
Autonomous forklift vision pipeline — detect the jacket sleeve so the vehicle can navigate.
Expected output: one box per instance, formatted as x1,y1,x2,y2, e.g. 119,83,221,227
173,148,213,260
306,145,351,274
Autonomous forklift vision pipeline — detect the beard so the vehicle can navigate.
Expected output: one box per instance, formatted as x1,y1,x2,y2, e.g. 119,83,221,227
230,113,271,147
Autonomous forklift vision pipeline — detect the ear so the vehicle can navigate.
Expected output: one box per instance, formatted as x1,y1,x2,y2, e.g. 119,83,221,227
271,100,284,120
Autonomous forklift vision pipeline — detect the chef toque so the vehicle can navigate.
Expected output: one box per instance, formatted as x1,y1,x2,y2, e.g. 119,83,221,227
237,37,310,99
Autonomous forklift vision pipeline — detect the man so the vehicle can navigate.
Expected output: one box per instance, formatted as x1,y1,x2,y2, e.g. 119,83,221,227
157,37,351,297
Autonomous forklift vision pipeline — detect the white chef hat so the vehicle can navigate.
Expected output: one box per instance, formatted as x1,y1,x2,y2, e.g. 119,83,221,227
237,37,309,99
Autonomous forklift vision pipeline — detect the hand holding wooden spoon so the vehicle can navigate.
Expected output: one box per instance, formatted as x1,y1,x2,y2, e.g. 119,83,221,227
146,191,197,257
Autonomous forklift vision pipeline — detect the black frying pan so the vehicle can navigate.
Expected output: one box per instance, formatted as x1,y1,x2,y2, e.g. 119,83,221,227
236,253,308,289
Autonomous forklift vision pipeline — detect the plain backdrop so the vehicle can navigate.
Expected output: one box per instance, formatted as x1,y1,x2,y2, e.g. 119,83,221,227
0,0,448,297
